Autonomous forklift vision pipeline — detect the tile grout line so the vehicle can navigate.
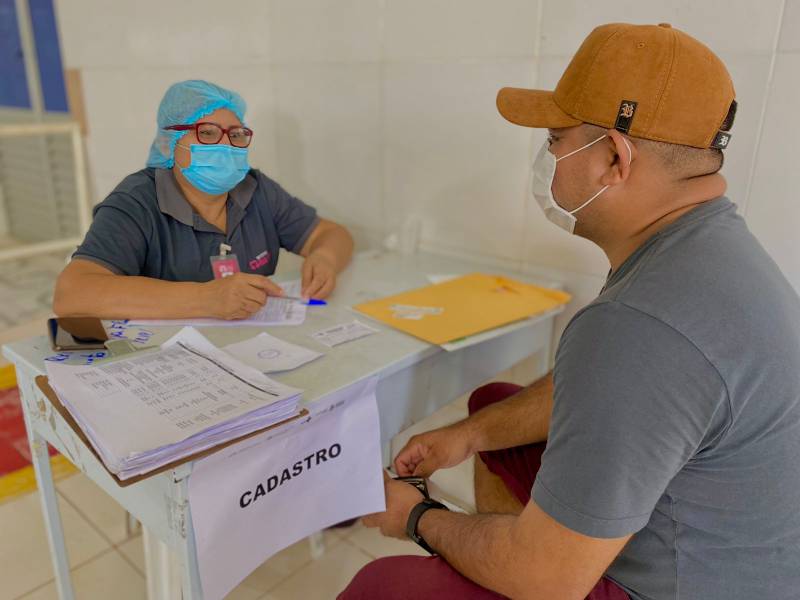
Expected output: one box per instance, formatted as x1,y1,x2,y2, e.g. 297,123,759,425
12,545,119,600
55,485,120,550
113,533,145,577
258,535,375,597
742,0,787,218
55,485,146,576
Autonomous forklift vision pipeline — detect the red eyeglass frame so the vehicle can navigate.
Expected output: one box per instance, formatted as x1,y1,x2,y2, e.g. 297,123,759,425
165,122,254,147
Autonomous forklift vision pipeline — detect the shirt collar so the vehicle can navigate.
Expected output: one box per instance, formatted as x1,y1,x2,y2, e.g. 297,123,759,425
605,196,733,288
155,168,257,232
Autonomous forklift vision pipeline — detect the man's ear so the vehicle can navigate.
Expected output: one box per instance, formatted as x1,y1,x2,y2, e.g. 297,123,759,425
601,129,636,186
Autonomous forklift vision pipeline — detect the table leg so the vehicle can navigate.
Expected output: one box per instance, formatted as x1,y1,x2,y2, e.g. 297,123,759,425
308,531,326,560
143,527,182,600
23,423,75,600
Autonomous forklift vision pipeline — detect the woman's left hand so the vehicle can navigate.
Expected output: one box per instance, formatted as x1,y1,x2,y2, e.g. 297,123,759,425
301,253,337,299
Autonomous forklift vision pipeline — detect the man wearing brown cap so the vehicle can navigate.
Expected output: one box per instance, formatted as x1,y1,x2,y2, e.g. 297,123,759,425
339,23,800,600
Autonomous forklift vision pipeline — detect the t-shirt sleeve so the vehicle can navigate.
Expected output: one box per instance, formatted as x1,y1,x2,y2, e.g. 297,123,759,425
259,174,319,253
72,195,150,276
532,301,729,539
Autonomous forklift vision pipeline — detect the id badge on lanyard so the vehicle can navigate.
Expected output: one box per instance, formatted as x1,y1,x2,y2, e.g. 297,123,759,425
210,243,241,279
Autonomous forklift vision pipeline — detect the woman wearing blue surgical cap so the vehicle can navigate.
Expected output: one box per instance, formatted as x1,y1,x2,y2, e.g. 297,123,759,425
53,80,353,320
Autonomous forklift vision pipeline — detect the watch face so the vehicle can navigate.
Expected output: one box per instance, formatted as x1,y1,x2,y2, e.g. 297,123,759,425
393,475,430,498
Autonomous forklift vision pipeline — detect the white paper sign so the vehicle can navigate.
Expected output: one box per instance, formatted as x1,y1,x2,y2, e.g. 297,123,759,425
188,376,384,600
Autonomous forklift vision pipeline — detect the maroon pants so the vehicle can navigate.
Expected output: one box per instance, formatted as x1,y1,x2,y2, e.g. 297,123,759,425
338,382,630,600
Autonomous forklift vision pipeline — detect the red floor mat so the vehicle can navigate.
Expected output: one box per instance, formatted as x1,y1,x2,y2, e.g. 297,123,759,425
0,386,57,477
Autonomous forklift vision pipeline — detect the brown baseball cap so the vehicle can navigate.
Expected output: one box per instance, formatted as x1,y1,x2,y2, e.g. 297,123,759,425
497,23,737,149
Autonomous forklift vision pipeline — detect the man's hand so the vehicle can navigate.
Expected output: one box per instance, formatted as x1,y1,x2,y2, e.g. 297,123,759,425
301,254,337,299
394,421,478,477
204,273,284,320
362,471,424,539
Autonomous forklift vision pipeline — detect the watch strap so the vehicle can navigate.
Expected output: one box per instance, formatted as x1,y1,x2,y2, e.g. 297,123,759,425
406,498,448,555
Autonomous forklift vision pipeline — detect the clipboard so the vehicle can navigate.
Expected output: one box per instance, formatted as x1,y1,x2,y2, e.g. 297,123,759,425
34,375,308,487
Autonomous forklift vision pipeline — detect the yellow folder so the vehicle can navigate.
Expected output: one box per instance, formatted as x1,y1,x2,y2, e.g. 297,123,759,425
353,273,571,345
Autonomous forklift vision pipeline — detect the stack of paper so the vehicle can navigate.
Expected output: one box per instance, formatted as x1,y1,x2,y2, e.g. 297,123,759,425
45,327,303,480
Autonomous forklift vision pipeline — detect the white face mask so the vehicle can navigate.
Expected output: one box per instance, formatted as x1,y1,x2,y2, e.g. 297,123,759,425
531,134,632,234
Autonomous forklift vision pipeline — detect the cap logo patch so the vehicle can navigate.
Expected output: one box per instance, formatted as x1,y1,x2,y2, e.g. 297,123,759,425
614,100,638,134
711,130,732,149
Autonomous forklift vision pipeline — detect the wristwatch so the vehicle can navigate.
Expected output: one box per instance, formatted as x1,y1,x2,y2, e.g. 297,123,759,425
406,498,449,554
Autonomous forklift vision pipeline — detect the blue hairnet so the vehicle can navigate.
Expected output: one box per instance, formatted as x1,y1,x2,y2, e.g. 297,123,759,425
146,80,247,169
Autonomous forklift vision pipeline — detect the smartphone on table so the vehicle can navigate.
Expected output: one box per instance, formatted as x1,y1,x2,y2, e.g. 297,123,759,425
47,317,109,351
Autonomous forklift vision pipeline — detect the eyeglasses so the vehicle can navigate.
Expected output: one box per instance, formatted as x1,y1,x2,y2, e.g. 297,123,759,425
165,122,254,148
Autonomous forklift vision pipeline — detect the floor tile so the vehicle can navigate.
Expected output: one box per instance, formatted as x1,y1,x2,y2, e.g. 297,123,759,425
0,317,49,368
234,532,339,595
117,535,144,575
57,472,131,545
266,539,372,600
19,548,145,600
345,521,429,559
0,251,63,331
0,490,109,598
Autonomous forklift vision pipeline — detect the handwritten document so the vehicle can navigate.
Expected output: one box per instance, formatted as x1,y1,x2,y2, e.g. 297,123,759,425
128,280,308,328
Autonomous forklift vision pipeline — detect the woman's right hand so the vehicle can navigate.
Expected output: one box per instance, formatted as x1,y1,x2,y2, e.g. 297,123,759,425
205,273,284,320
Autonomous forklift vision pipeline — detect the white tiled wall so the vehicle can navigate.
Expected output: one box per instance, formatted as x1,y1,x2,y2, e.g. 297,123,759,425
53,0,800,330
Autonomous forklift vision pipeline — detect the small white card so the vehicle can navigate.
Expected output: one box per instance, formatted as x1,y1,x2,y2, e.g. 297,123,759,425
224,333,323,373
311,320,378,348
426,274,460,285
390,304,445,320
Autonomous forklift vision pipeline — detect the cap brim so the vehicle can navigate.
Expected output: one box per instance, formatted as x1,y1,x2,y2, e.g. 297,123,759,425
496,87,581,129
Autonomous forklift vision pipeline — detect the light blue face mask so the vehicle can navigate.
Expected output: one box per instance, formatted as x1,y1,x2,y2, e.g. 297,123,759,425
177,143,249,195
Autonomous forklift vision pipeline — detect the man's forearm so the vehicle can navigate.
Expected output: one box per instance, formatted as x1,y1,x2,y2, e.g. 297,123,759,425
417,509,523,597
465,373,554,452
53,273,210,319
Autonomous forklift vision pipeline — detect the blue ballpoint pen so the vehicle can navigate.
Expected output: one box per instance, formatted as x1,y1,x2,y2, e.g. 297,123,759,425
282,296,327,306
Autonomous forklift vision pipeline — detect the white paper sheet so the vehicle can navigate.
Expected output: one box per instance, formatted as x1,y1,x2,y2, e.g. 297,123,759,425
389,304,445,320
223,333,323,373
310,320,379,347
189,376,384,600
46,327,302,479
426,273,460,285
127,279,308,328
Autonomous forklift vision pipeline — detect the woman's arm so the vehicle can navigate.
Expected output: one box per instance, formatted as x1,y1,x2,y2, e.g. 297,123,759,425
53,259,282,320
298,218,354,298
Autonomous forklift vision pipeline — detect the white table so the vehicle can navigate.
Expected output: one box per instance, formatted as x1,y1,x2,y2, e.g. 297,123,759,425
3,250,563,599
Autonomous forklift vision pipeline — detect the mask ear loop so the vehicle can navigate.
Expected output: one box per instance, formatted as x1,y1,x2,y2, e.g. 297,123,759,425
567,136,634,216
555,134,607,162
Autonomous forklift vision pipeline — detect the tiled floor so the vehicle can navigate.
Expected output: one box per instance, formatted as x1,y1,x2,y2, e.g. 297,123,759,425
1,468,434,599
1,389,509,599
0,250,66,331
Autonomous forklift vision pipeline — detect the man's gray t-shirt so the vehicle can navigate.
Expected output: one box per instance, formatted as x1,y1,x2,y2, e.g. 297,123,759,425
74,168,318,281
532,198,800,600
